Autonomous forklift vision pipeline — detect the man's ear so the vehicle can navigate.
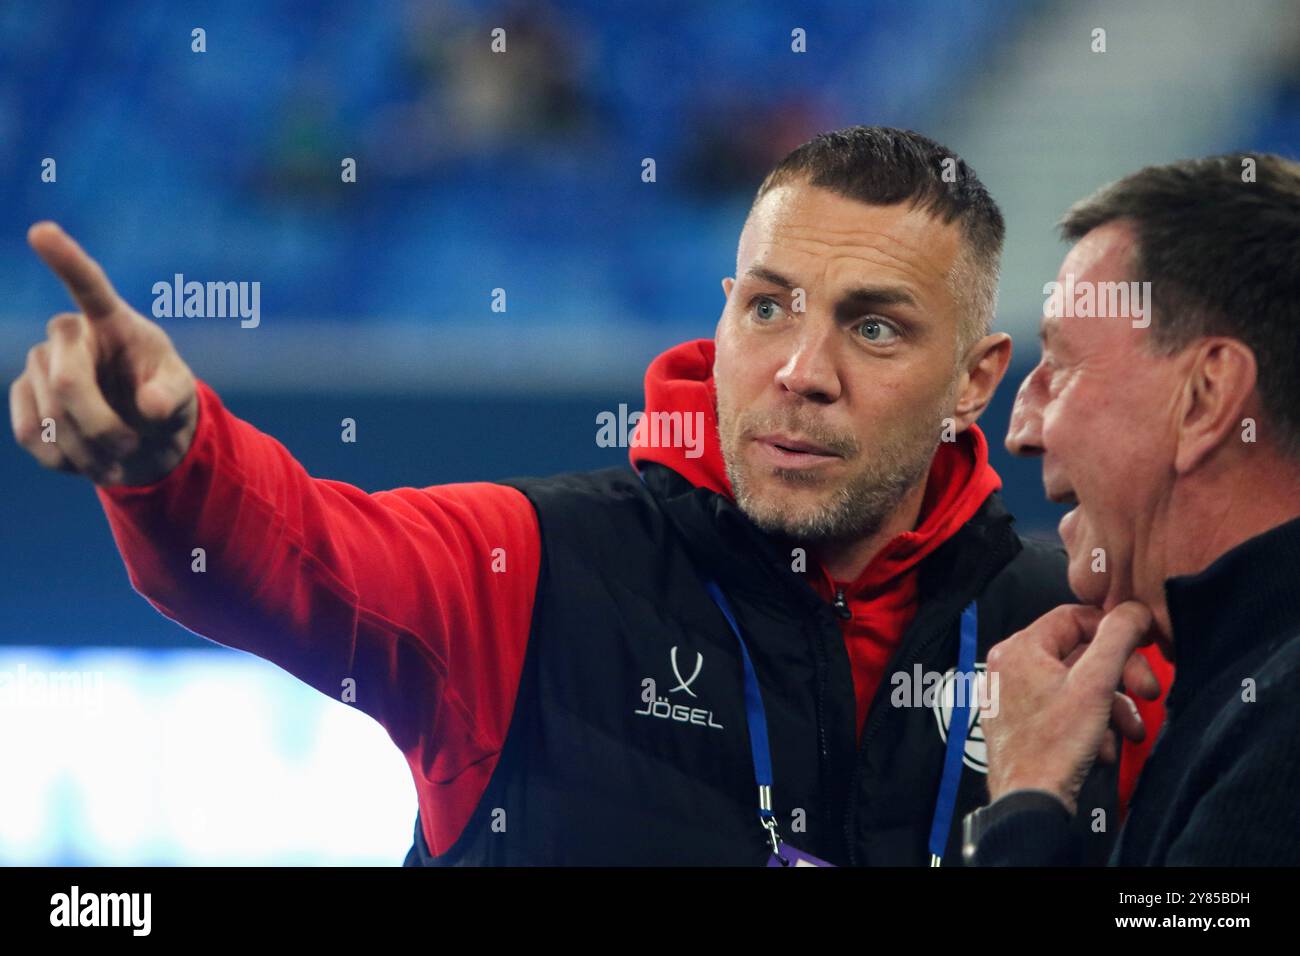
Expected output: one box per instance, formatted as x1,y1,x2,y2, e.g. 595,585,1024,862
1174,338,1257,474
953,333,1013,431
716,278,735,340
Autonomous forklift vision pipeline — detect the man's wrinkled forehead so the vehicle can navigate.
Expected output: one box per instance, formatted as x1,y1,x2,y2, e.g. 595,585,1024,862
1057,219,1139,286
737,183,962,300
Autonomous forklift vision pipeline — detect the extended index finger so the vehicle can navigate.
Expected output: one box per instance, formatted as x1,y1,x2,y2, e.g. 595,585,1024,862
1072,602,1154,699
1031,603,1104,661
28,222,123,320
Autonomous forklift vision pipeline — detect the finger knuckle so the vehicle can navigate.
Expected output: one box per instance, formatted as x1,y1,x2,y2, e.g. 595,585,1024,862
25,342,49,371
14,420,41,447
48,368,81,398
32,446,62,468
46,312,74,333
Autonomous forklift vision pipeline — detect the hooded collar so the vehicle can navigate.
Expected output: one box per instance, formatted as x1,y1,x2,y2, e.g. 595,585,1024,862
629,339,1003,598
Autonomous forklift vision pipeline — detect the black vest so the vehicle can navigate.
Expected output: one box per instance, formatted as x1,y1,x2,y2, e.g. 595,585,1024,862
404,462,1117,865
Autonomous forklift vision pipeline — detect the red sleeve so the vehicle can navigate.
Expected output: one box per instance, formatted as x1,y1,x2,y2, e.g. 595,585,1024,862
1117,645,1175,821
95,378,541,855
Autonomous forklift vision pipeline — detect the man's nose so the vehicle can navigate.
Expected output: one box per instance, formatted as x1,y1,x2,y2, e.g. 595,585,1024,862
774,324,841,403
1005,371,1045,457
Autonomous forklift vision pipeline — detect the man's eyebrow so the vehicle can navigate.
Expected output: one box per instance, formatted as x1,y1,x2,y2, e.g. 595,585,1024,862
837,285,919,311
744,266,797,289
744,268,920,311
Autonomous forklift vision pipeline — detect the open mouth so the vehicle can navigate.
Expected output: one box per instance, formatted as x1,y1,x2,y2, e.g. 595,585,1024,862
1047,487,1079,507
1051,487,1083,543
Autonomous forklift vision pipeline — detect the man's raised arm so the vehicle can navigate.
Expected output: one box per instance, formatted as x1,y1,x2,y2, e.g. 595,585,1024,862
8,223,540,769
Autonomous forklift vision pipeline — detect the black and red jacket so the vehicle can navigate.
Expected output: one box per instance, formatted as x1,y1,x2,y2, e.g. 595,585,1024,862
97,339,1172,864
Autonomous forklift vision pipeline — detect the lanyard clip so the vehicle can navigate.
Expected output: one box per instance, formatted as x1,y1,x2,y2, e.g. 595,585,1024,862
758,784,785,860
759,785,786,861
762,815,784,860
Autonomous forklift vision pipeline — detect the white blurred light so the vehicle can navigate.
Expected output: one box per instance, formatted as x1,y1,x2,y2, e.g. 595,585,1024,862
0,647,416,864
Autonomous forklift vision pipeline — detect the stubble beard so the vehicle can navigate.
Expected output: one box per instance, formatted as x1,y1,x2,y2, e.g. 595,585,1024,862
717,391,952,548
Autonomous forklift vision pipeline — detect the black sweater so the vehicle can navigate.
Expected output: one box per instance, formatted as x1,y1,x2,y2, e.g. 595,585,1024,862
964,514,1300,866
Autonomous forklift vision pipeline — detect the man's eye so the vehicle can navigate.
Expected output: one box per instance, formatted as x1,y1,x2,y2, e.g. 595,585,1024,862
857,317,900,343
753,297,784,322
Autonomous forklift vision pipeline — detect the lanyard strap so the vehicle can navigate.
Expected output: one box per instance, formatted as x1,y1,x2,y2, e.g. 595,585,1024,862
703,580,781,850
706,575,979,865
928,600,979,866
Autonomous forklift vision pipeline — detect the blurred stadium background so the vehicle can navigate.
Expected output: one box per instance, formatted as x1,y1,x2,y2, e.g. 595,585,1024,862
1,0,1297,863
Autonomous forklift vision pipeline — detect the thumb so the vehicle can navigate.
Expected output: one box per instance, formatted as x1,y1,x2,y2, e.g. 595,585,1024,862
134,365,195,424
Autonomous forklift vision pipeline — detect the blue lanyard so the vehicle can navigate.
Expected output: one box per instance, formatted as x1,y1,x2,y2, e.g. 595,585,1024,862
702,580,783,856
928,600,979,866
703,578,978,866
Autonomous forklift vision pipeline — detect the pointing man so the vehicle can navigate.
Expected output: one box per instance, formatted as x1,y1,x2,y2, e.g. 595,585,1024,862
11,127,1164,865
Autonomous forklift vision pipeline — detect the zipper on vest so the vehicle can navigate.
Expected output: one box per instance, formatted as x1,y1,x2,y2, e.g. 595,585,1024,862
813,611,833,853
840,535,1016,865
823,586,849,849
841,609,962,866
831,587,851,620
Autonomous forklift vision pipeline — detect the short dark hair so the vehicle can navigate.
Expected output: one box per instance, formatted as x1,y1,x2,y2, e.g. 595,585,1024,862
753,126,1006,352
1060,153,1300,459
